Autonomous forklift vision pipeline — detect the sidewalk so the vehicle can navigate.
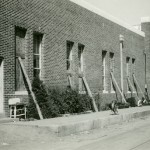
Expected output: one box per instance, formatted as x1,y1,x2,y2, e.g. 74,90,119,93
5,106,150,136
0,113,18,124
0,118,18,124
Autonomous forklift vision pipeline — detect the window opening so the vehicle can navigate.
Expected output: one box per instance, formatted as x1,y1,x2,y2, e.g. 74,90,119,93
66,41,74,71
132,58,135,74
126,57,131,92
110,52,115,92
102,51,107,92
15,27,27,91
78,44,85,93
66,41,74,88
33,33,43,78
78,44,84,72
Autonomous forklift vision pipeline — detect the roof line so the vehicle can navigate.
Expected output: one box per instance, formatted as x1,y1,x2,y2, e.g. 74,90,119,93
69,0,145,37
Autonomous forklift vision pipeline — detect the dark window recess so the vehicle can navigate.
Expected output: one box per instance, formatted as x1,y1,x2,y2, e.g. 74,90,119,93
78,44,85,92
102,51,107,91
33,34,43,78
78,44,84,71
132,58,135,74
66,41,74,70
126,57,130,77
126,57,131,92
15,27,27,91
109,52,115,92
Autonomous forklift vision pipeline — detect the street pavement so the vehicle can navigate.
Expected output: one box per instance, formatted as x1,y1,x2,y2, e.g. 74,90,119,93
8,106,150,136
1,115,150,150
76,119,150,150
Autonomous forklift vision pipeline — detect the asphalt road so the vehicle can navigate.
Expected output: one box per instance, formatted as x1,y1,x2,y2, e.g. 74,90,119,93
76,122,150,150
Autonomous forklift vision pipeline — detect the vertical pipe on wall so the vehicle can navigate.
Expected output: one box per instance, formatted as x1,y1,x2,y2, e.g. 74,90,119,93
119,35,124,103
144,51,147,89
144,50,149,100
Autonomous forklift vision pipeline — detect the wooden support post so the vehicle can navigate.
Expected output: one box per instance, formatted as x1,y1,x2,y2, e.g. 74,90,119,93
18,57,43,120
82,76,98,112
110,72,127,103
127,76,140,105
14,106,16,118
133,74,146,99
127,77,135,94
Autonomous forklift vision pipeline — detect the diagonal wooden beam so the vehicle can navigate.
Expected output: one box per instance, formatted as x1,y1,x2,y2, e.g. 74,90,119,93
110,72,127,103
68,75,73,89
127,76,140,105
127,76,135,94
82,76,98,112
18,57,43,120
132,74,146,99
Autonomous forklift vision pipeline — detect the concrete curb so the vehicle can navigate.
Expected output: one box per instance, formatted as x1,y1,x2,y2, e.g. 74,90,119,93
6,106,150,136
56,109,150,136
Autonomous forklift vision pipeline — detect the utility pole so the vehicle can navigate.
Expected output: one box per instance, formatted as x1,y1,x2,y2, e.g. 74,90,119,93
120,35,124,103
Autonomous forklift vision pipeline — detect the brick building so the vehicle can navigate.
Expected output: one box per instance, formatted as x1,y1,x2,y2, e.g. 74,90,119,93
0,0,150,116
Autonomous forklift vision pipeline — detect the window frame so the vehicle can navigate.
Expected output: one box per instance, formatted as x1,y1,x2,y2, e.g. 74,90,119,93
15,27,27,92
66,41,74,71
126,57,131,93
132,58,136,74
132,58,136,93
102,51,108,93
110,52,115,93
33,33,43,78
78,44,84,72
78,44,85,93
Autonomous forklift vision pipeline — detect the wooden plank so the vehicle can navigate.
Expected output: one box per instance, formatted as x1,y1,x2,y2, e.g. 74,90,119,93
127,76,140,105
127,77,135,94
16,58,26,91
132,74,146,99
82,76,98,112
110,72,127,103
18,57,43,120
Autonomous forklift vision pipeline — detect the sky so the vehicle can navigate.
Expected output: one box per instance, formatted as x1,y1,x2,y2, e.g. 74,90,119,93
84,0,150,26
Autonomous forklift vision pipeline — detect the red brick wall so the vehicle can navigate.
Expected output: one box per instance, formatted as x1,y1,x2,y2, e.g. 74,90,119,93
0,0,146,115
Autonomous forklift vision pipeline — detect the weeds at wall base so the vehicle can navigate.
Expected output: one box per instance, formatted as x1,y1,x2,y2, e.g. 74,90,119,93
27,77,93,119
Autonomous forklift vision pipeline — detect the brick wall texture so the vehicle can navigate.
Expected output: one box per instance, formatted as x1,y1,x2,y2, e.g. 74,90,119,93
141,22,150,91
0,0,148,116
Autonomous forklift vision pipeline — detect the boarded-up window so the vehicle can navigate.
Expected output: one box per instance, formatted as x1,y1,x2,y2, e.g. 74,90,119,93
15,27,26,91
33,34,43,78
